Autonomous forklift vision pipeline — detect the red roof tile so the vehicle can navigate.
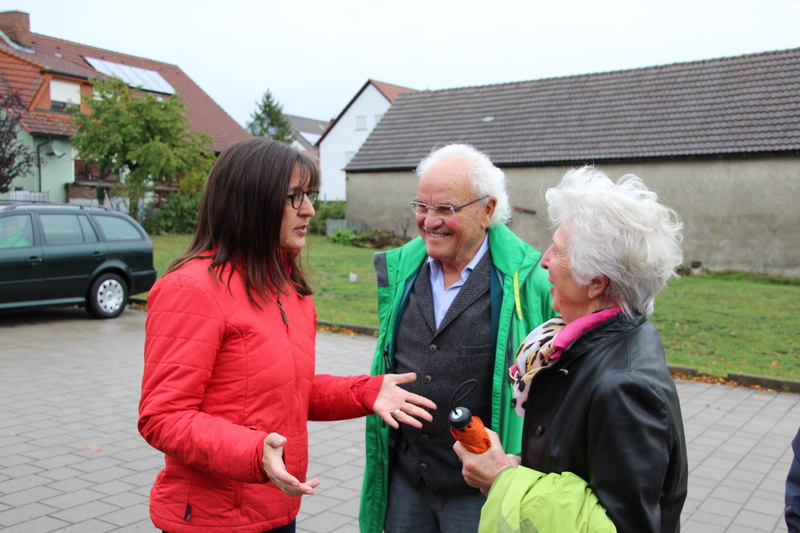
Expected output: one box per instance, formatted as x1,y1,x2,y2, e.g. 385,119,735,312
0,48,42,103
17,109,75,136
369,79,416,103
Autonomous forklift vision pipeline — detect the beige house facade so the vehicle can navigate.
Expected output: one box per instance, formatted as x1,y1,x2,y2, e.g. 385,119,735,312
348,156,800,276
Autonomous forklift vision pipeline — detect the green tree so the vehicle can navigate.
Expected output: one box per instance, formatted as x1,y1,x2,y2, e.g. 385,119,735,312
0,92,37,193
246,90,295,144
72,78,214,218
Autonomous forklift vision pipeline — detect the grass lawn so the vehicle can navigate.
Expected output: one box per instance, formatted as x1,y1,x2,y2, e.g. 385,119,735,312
149,234,800,381
651,276,800,381
150,234,193,276
304,236,380,327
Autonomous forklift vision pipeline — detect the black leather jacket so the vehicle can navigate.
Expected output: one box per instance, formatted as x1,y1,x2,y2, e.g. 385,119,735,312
521,313,688,533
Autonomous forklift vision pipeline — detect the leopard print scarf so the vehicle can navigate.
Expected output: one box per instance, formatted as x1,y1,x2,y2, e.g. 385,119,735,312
509,317,566,417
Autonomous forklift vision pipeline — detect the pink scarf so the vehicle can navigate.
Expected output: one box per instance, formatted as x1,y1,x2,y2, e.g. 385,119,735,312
509,307,623,417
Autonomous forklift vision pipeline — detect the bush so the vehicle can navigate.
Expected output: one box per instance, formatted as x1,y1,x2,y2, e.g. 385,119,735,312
142,192,200,234
140,206,164,234
328,227,358,245
353,229,408,249
328,228,408,249
179,169,207,197
309,200,346,235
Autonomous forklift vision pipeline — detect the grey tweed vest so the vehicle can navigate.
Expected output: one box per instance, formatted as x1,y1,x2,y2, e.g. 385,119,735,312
393,251,494,495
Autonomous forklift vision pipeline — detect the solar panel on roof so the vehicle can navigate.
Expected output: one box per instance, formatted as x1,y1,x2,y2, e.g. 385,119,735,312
84,57,175,95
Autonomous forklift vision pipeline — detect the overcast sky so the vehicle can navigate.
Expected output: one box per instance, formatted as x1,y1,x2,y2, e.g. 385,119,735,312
7,0,799,128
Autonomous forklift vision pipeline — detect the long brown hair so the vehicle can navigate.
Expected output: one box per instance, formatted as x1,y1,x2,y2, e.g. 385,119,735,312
167,138,320,306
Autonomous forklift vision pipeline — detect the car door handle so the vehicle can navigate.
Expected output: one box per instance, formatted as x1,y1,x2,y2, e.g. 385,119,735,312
93,251,104,260
28,256,42,265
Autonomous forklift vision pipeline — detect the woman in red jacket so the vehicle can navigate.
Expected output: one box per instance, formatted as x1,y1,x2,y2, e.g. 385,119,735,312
139,138,435,533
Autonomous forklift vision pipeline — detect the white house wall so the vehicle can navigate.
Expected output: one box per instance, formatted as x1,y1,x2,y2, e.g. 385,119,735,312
318,85,392,201
346,157,800,276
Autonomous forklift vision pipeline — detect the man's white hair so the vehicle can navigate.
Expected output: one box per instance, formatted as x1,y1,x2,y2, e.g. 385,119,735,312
416,144,512,227
546,166,684,317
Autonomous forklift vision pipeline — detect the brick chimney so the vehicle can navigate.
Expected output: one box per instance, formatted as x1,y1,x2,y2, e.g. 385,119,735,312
0,11,32,48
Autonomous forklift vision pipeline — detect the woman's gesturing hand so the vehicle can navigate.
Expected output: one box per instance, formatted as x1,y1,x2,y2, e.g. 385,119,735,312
261,433,320,496
372,372,437,429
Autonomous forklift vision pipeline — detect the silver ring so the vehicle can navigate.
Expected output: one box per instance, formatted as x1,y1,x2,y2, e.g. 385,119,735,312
393,409,402,415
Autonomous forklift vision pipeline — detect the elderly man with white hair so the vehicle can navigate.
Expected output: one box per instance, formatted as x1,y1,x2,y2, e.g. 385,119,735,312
360,144,555,533
455,166,688,533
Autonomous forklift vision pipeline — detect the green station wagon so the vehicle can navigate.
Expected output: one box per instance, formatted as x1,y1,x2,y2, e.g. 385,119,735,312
0,203,157,318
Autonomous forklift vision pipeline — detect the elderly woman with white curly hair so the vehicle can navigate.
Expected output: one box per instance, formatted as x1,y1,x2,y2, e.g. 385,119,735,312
455,166,688,533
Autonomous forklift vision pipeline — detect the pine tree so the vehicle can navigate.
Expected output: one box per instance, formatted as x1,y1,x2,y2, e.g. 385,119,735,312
246,90,295,144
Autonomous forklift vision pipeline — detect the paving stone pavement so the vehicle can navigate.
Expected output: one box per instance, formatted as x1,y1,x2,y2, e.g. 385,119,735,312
1,307,799,532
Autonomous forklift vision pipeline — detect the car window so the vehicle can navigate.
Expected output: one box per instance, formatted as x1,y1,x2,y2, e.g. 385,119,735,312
0,214,34,248
40,214,87,245
93,215,143,241
79,215,99,242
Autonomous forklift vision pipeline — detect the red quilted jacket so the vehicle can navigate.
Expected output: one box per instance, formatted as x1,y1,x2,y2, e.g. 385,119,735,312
139,257,382,533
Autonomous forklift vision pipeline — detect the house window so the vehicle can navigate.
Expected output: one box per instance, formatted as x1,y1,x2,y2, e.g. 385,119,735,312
50,80,81,112
356,115,367,131
345,151,356,164
375,113,384,125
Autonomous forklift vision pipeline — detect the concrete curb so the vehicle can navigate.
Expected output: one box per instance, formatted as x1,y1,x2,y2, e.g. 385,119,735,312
317,320,379,336
667,364,800,393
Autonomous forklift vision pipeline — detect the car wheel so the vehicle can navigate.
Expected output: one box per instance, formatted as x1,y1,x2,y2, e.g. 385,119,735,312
87,273,128,319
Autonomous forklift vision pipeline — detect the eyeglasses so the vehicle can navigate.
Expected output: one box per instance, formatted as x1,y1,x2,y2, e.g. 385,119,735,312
287,188,319,209
410,196,489,217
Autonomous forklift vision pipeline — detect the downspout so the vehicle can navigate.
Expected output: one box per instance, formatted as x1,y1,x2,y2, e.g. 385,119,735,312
36,136,51,193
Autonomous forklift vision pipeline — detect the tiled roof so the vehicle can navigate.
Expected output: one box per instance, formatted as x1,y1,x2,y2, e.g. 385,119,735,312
316,79,416,145
0,31,251,150
0,48,41,103
347,48,800,171
16,107,74,137
0,48,76,136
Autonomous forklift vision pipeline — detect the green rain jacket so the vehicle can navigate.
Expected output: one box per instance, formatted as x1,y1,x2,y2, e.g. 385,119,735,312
480,467,617,533
359,224,555,532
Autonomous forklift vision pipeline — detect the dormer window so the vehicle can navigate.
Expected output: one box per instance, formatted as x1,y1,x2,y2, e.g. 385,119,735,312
50,80,81,112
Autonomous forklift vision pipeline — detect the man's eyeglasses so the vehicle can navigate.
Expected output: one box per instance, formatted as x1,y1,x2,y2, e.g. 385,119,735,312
287,188,319,209
410,196,488,217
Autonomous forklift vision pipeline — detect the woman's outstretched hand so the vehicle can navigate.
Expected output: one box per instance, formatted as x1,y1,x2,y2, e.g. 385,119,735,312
261,433,320,496
373,372,437,429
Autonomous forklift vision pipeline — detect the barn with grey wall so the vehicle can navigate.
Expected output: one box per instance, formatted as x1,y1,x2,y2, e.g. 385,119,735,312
347,155,800,276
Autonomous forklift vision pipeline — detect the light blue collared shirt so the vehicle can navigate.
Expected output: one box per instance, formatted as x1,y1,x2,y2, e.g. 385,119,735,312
427,235,489,329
